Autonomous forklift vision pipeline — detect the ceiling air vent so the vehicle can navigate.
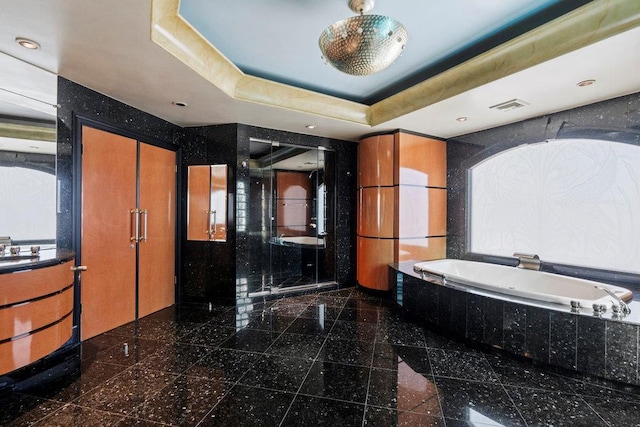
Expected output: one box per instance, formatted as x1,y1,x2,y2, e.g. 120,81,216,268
489,98,529,112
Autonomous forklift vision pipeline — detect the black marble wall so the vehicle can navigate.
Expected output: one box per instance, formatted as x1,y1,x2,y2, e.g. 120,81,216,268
446,92,640,285
176,124,239,305
177,124,357,305
445,140,483,260
56,77,180,250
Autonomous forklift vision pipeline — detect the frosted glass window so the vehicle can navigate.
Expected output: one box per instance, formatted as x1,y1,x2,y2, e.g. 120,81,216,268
470,139,640,274
0,166,56,242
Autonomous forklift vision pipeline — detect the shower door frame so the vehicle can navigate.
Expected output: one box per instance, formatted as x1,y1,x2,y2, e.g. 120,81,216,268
247,139,337,297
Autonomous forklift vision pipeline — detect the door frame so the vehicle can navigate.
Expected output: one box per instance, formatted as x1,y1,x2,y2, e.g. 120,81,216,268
72,116,182,340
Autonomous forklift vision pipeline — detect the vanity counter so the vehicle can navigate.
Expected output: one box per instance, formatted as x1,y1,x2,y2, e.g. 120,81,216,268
0,247,74,273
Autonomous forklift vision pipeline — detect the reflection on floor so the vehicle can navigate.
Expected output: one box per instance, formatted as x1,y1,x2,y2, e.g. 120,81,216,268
274,275,316,289
2,288,640,426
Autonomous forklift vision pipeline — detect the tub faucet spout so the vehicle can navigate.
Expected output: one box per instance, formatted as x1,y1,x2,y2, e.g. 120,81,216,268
513,253,541,271
595,285,631,316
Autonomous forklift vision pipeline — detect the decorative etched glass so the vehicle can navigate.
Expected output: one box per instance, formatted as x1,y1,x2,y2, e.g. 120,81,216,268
470,139,640,273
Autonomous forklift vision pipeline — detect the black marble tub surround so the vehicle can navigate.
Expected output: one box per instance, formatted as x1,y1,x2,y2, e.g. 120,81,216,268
393,261,640,386
3,288,640,426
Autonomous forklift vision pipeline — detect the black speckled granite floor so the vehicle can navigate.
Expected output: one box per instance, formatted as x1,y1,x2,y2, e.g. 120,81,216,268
3,288,640,426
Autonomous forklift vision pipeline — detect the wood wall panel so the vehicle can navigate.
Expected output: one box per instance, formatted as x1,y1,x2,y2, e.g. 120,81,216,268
276,171,312,237
0,286,73,341
0,314,72,376
276,171,312,199
358,187,395,238
397,187,447,238
0,260,73,306
81,126,137,340
395,133,447,188
138,143,176,318
395,237,447,263
357,237,394,291
358,135,394,187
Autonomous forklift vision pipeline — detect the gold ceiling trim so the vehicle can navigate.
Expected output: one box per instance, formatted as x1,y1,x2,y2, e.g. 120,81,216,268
151,0,640,128
369,0,640,126
0,122,56,142
151,0,368,125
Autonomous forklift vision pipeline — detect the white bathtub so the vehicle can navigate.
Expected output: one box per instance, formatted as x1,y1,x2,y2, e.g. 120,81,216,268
413,259,632,308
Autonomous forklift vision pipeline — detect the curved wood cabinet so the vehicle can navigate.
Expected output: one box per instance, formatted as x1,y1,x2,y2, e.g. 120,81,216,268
357,132,447,291
0,259,74,376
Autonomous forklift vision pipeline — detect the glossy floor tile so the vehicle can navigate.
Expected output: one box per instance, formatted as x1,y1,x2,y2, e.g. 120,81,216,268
2,288,640,426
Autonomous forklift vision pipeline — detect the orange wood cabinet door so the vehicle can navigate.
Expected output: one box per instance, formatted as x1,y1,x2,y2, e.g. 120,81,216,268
81,126,137,340
187,165,228,241
138,143,176,318
187,165,211,241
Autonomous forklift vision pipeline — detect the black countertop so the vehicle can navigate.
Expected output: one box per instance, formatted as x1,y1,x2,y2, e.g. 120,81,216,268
0,248,75,274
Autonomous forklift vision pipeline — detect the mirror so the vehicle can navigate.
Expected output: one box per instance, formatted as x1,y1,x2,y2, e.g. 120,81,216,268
187,165,228,241
0,53,57,246
247,138,336,296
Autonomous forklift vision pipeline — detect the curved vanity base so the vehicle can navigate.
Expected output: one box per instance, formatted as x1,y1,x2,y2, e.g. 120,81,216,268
392,262,640,386
0,252,75,378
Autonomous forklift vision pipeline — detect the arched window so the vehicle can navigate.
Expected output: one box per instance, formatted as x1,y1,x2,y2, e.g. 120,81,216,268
469,138,640,273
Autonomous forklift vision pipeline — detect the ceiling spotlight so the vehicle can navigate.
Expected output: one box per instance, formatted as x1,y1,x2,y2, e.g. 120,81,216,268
319,0,408,76
15,37,40,50
172,101,188,107
577,79,596,87
306,125,317,129
456,117,468,122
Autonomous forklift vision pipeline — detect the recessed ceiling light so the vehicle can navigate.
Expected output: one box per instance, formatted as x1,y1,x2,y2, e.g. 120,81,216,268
306,125,317,129
172,101,188,107
456,117,468,122
15,37,40,50
577,79,596,87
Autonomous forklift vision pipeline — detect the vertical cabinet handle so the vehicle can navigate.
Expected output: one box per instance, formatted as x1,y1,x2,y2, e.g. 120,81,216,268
130,209,139,242
212,210,217,238
139,209,148,242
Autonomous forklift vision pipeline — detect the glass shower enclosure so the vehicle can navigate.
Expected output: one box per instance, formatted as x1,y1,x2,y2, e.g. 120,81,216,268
247,138,336,296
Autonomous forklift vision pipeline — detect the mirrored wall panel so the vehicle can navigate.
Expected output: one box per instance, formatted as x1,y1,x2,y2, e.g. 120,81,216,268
0,53,57,246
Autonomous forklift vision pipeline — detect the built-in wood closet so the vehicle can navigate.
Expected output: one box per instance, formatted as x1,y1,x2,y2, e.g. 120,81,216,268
80,126,176,340
357,131,447,291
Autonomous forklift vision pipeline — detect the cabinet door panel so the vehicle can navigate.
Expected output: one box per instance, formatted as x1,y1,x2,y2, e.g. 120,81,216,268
81,126,137,340
187,166,211,241
138,143,176,317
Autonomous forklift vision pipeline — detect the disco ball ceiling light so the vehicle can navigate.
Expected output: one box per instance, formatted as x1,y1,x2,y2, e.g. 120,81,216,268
319,0,408,76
